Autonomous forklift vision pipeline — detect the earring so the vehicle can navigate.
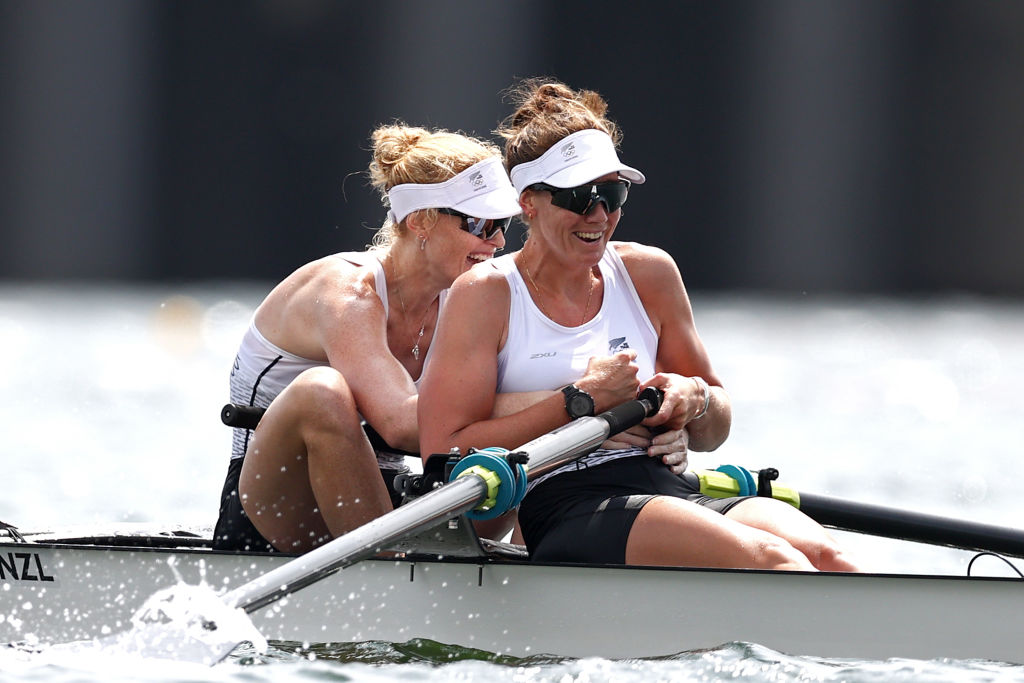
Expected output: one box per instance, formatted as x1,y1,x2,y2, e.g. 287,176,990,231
419,236,427,251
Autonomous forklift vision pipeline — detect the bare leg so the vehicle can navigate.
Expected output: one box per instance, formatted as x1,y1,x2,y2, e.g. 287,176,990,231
240,367,393,552
473,511,516,543
624,496,817,570
724,497,860,572
509,516,525,545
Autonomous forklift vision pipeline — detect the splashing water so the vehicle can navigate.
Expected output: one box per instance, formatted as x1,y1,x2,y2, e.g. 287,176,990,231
2,581,268,680
101,581,268,665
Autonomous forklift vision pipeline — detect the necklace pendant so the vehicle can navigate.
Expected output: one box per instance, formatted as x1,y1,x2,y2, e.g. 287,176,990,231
411,325,425,361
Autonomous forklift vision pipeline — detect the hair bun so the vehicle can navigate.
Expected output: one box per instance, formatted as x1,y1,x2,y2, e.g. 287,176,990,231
370,124,430,179
496,78,621,172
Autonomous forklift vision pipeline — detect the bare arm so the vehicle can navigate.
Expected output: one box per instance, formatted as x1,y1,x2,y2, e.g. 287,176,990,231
418,268,560,458
418,267,641,460
254,257,548,455
254,257,423,452
617,242,732,452
317,280,424,451
492,391,554,417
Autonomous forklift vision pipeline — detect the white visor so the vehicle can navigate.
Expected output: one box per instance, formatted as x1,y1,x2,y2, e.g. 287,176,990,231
387,157,521,225
509,129,646,193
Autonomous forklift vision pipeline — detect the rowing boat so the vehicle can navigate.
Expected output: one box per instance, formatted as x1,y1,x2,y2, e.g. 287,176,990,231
4,394,1024,664
3,519,1024,663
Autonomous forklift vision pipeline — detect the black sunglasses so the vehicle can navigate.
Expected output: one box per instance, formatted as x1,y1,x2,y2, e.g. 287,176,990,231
437,208,510,240
529,180,631,215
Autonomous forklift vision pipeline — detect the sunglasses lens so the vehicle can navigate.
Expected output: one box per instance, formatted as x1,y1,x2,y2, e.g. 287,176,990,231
437,208,507,240
547,181,629,215
544,186,577,213
488,216,511,238
597,182,629,212
465,215,508,240
547,187,586,214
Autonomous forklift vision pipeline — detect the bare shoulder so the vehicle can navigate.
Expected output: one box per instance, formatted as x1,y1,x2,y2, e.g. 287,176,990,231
449,258,511,299
609,241,690,336
611,241,681,282
256,252,382,335
271,253,377,305
443,258,513,344
311,253,378,290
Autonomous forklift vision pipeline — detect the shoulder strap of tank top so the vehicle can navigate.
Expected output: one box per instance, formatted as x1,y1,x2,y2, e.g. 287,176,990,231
603,243,658,340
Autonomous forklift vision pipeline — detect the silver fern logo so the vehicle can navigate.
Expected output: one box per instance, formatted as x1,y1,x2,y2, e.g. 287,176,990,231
609,337,630,353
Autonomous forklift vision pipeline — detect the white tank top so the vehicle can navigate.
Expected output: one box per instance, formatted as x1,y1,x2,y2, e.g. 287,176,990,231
492,245,659,485
228,251,441,463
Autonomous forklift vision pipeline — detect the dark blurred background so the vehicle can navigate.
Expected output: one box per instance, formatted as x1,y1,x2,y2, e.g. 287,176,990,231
2,0,1023,295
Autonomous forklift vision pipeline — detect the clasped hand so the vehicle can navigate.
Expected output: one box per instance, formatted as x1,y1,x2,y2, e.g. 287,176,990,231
576,350,640,413
581,355,691,475
640,372,707,431
601,423,690,474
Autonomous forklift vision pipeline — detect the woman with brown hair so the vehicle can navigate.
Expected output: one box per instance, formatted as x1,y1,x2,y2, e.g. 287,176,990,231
419,81,858,571
214,124,520,553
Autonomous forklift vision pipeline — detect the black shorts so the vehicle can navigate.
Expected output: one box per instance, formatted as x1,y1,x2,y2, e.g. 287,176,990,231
518,455,752,565
212,456,408,552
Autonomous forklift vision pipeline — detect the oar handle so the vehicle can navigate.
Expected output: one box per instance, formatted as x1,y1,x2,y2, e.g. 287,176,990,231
221,404,264,429
520,387,663,479
600,386,662,436
222,404,418,458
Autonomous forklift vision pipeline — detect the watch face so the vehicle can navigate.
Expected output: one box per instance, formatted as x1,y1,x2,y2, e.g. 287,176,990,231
567,392,594,418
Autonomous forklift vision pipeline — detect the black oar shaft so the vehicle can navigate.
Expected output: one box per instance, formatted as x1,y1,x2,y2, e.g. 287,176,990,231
800,492,1024,558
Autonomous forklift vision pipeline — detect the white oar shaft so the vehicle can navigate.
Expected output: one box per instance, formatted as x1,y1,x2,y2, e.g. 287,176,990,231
220,392,659,617
225,475,487,614
223,412,625,615
109,394,661,666
512,418,612,478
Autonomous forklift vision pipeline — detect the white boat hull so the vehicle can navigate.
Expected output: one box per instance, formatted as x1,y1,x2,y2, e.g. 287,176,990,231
3,532,1024,663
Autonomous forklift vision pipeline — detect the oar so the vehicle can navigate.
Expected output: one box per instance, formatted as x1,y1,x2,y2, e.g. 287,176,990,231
800,491,1024,557
115,389,662,664
695,467,1024,557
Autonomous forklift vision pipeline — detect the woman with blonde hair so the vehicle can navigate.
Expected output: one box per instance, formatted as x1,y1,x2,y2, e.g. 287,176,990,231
420,81,858,571
214,124,519,553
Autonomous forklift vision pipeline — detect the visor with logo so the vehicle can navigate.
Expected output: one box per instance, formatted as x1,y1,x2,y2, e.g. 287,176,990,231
387,157,521,225
509,129,646,194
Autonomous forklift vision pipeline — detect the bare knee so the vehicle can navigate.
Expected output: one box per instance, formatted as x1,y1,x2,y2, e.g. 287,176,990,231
749,534,817,571
287,367,362,433
803,538,860,572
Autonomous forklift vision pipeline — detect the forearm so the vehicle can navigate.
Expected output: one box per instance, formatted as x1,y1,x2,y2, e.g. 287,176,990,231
422,391,569,459
685,384,731,452
370,394,421,453
492,390,555,417
422,349,641,459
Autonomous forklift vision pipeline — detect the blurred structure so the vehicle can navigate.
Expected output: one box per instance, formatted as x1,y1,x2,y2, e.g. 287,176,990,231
2,1,1023,295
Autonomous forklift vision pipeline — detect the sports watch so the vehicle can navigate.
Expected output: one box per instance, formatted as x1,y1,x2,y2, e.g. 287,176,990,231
561,384,595,419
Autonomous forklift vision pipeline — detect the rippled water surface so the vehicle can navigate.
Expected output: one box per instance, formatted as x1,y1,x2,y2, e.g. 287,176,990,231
2,283,1024,681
